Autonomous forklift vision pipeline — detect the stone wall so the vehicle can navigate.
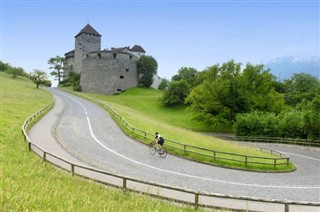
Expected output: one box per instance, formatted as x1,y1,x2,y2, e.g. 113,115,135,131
80,51,139,94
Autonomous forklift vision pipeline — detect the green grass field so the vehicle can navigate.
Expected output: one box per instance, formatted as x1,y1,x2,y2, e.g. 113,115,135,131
68,88,295,172
89,87,228,132
1,72,195,211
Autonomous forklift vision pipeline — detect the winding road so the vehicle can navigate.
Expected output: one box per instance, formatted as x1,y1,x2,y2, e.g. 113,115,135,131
28,88,320,205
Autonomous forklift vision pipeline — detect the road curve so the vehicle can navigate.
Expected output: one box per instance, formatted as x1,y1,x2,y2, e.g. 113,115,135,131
29,88,320,203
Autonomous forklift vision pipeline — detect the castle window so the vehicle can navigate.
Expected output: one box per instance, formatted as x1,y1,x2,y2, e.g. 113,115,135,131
129,55,133,60
126,69,129,72
113,53,117,59
117,89,122,92
97,53,101,59
86,54,89,58
120,75,124,79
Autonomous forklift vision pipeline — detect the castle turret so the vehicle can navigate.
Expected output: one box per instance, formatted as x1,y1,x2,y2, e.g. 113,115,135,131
74,24,101,73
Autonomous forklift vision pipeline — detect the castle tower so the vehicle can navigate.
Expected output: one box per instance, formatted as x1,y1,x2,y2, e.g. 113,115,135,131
74,24,102,73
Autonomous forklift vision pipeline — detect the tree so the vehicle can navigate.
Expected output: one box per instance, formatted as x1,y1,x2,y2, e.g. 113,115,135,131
158,78,169,90
163,80,190,106
283,73,319,106
171,67,198,87
6,67,25,79
48,56,65,84
137,55,158,87
186,60,285,128
0,61,10,72
30,69,49,88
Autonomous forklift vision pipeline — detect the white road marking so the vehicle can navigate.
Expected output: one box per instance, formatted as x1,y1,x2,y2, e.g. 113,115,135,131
280,152,320,162
59,90,320,190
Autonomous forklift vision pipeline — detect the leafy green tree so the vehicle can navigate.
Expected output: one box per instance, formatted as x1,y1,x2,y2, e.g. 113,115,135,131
29,69,49,88
158,78,169,90
303,95,320,139
6,67,25,79
48,56,66,84
137,55,158,87
0,61,10,72
283,73,319,106
163,80,190,106
295,94,320,139
186,60,244,127
186,60,285,128
240,64,287,113
171,67,198,87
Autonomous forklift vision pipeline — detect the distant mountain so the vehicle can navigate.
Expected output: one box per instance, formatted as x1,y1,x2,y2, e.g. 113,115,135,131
265,56,320,81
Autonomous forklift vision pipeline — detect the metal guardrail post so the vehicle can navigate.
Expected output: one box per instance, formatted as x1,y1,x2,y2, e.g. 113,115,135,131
28,142,31,151
245,156,248,166
43,152,46,162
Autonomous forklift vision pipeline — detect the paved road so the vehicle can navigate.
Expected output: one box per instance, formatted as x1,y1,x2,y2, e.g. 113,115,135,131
29,88,320,203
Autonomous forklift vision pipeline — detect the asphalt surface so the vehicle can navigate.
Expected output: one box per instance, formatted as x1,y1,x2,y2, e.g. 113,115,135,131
29,88,320,203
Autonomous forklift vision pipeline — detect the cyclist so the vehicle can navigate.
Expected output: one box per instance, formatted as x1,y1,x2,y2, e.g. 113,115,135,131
153,132,164,150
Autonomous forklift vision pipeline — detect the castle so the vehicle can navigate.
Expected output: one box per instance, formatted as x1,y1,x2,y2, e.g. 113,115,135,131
64,24,159,94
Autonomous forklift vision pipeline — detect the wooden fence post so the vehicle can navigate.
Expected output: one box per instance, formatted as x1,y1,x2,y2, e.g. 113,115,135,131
195,193,199,209
123,178,127,191
71,164,75,176
284,203,289,212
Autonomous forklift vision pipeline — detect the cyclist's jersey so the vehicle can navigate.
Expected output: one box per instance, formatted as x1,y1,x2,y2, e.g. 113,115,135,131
155,134,164,145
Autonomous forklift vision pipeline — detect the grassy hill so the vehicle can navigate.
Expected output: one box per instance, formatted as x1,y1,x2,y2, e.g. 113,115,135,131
90,87,216,132
1,72,193,211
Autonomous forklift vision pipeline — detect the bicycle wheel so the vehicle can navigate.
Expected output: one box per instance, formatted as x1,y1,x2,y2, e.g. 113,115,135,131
158,148,167,158
149,145,156,155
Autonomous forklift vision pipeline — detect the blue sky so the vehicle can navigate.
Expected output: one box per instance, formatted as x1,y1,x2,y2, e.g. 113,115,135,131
1,0,319,85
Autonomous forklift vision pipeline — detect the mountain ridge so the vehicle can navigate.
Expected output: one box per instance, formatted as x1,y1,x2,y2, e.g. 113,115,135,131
265,56,320,80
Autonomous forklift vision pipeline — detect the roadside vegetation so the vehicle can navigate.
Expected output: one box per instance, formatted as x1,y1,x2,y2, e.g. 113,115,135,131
1,72,195,211
161,62,320,140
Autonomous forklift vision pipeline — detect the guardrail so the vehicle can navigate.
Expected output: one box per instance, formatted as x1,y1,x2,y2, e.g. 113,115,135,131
21,96,320,211
73,94,291,169
218,135,320,147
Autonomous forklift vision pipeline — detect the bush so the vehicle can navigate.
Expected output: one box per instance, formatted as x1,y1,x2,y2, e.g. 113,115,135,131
278,111,306,138
234,111,264,136
163,80,190,106
60,72,81,91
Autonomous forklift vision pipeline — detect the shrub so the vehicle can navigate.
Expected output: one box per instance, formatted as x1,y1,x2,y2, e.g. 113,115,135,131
234,111,264,136
278,111,306,139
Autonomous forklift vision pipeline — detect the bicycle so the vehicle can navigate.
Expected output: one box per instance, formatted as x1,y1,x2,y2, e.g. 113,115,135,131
149,141,167,158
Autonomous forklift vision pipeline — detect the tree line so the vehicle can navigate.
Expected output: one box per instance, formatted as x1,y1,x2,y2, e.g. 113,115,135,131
159,60,320,140
0,61,51,88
